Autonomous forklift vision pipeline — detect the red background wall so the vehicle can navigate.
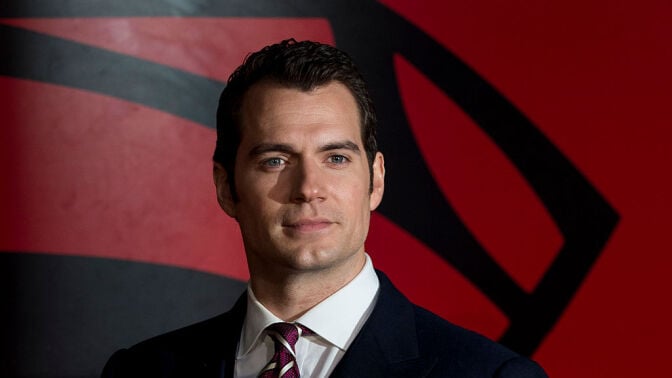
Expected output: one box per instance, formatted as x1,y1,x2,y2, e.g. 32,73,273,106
1,1,670,376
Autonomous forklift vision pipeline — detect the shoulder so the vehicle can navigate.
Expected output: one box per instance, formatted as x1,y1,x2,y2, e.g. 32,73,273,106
412,306,546,377
413,305,511,361
101,295,246,377
373,271,547,377
129,311,234,354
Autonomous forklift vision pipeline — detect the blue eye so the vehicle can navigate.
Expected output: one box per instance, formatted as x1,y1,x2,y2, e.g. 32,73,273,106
263,158,285,167
328,155,348,164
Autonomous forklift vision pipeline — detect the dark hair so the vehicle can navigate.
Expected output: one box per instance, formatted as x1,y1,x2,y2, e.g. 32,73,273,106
214,39,378,199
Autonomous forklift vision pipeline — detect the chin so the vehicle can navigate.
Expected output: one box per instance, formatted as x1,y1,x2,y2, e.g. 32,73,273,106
290,247,361,271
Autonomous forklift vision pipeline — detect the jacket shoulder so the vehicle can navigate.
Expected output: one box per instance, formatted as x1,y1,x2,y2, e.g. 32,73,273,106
130,311,234,353
364,271,547,377
101,295,246,378
412,306,547,377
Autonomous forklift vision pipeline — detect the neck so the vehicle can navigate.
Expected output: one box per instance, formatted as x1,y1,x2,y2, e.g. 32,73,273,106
249,254,366,321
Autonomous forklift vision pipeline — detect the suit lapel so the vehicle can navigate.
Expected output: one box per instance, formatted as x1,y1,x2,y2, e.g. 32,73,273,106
331,271,436,377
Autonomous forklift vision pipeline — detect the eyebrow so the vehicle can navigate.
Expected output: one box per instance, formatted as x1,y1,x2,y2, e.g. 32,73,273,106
248,140,361,157
319,140,361,154
249,143,296,157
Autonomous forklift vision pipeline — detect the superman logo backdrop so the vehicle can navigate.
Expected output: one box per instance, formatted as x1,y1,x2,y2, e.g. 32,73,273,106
2,1,671,377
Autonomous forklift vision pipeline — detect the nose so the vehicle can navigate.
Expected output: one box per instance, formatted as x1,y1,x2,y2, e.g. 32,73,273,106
290,159,325,203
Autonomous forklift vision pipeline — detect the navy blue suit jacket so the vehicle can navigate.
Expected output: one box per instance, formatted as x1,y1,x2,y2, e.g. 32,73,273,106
102,271,547,377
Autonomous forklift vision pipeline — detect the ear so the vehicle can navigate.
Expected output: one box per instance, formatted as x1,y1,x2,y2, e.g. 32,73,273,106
213,162,237,218
369,152,385,211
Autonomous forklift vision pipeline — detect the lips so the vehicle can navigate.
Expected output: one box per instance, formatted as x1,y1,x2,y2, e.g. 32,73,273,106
282,218,334,233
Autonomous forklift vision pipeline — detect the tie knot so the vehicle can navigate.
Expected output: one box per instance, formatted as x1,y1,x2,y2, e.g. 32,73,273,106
259,323,314,377
265,322,312,350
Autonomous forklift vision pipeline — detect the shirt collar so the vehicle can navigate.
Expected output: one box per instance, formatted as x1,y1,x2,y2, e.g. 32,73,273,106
237,254,379,357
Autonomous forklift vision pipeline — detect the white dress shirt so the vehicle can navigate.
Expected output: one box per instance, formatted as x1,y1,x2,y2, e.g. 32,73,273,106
234,254,380,377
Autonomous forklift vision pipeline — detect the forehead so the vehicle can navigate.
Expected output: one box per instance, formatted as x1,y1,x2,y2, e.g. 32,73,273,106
238,81,362,143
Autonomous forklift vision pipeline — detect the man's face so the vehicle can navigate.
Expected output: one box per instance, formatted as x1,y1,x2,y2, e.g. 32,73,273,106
214,81,384,279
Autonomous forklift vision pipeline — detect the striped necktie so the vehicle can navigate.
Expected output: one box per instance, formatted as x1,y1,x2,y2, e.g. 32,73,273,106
258,322,313,378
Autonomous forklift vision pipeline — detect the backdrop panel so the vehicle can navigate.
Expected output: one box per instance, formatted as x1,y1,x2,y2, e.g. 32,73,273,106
1,1,670,376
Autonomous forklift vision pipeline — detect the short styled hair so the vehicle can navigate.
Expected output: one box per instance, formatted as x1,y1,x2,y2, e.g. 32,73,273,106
213,39,378,198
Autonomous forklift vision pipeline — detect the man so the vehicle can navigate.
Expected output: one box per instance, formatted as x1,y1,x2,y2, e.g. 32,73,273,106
103,39,547,377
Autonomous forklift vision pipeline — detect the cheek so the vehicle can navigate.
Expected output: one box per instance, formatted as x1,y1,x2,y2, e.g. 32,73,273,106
347,188,373,225
235,202,277,246
236,170,273,199
238,183,285,225
243,170,294,204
